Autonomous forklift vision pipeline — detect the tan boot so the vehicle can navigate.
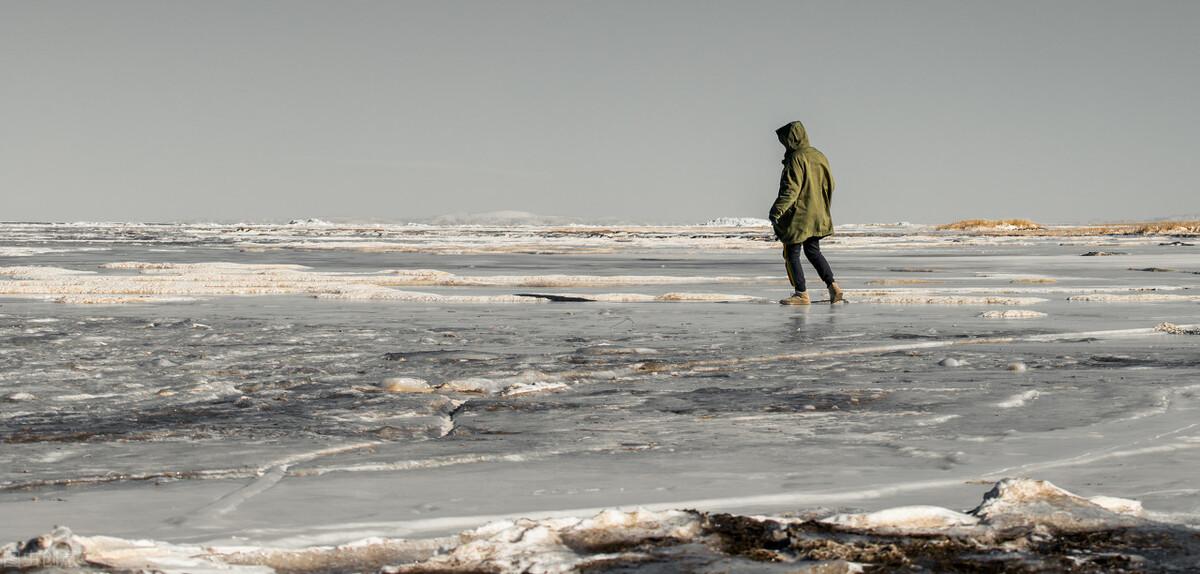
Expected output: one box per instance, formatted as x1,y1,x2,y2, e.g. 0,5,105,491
828,282,844,304
780,291,811,305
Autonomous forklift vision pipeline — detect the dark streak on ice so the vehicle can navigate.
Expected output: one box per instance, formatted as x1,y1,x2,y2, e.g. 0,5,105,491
514,293,597,302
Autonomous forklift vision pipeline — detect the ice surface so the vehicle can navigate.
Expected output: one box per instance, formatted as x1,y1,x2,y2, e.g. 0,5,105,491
2,222,1199,571
995,389,1041,408
0,246,111,257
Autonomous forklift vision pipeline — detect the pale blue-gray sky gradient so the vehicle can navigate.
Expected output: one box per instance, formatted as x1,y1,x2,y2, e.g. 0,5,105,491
2,1,1198,223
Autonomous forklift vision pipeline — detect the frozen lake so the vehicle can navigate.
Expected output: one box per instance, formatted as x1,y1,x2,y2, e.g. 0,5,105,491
1,222,1198,570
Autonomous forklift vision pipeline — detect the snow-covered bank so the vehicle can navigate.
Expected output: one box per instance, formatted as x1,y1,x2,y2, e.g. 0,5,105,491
4,479,1195,573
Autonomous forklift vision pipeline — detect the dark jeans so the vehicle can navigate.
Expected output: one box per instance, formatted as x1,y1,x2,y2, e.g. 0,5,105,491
783,237,834,292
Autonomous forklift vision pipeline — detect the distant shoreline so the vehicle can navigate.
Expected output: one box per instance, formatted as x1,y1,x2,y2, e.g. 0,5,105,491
1,219,1197,237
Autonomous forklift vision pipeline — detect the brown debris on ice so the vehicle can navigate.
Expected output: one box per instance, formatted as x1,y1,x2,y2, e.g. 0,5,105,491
704,478,1176,572
1155,322,1200,335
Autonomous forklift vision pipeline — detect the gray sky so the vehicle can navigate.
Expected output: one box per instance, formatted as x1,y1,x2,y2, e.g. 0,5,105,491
2,1,1197,224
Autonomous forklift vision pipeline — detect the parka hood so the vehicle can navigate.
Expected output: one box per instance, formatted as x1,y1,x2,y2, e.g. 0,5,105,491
776,121,810,151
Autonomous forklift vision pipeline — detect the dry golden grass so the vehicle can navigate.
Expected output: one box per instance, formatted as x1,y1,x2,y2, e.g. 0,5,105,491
1050,221,1200,236
933,219,1199,236
1130,221,1200,235
936,219,1043,231
1010,278,1058,284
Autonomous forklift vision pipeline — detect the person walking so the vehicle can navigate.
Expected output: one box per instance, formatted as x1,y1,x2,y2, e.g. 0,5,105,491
768,121,843,305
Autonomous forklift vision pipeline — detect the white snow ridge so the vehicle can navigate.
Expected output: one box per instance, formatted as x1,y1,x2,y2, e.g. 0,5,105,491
5,479,1195,572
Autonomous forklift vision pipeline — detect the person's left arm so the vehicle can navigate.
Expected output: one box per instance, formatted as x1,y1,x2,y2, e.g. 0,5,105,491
824,162,834,208
769,157,805,224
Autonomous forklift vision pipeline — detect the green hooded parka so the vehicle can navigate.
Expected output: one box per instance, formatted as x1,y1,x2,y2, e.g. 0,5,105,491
768,121,834,245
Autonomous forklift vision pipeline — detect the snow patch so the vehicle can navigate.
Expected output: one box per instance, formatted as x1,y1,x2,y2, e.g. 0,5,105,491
286,218,335,226
442,371,574,396
387,508,700,573
698,217,770,227
970,478,1147,531
821,506,980,531
979,310,1048,319
1069,293,1200,303
996,390,1040,408
379,378,435,393
851,291,1048,306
